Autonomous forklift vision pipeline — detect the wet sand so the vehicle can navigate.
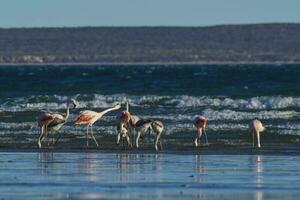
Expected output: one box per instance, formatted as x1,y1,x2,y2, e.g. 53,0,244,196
0,152,300,199
1,131,300,154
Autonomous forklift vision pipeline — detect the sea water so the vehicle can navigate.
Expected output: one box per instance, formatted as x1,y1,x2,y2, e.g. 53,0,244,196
0,152,299,199
0,64,299,138
0,64,300,199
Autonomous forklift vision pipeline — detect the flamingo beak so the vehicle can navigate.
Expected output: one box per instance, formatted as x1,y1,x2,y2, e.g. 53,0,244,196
74,101,79,109
70,99,79,109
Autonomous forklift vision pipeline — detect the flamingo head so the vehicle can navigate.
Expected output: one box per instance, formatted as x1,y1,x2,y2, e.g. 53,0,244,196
114,102,122,110
69,99,79,109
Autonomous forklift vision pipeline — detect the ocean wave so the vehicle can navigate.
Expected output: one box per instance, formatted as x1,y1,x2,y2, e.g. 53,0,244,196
168,96,300,110
200,109,299,121
2,94,300,112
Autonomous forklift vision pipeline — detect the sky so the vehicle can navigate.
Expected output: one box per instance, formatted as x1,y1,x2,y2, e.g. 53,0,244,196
1,0,300,28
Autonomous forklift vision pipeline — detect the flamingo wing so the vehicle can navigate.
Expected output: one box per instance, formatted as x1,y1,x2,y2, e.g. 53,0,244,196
130,115,140,126
74,110,98,124
194,116,208,127
37,112,56,127
252,120,265,133
37,113,54,122
48,114,66,128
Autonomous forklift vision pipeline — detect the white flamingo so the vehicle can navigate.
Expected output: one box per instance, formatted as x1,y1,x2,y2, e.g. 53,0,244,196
135,119,164,151
249,118,265,148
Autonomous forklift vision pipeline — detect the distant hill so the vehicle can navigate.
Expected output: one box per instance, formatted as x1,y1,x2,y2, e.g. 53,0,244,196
1,23,300,64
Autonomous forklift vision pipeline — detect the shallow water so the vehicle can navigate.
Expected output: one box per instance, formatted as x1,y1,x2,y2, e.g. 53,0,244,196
0,152,299,199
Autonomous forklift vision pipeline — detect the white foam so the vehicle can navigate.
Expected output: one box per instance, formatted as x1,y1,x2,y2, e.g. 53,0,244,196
1,94,300,114
168,96,300,110
201,109,299,121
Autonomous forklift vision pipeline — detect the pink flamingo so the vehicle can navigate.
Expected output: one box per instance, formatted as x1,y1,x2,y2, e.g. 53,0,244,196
116,102,140,146
74,103,121,147
37,113,54,148
116,109,132,146
37,99,78,149
249,118,265,148
193,116,208,147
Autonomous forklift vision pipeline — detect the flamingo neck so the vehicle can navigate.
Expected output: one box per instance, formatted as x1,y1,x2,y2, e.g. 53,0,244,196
98,106,119,117
64,104,70,120
126,102,129,112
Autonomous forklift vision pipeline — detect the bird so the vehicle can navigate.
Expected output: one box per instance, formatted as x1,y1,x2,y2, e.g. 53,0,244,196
37,99,78,149
127,114,141,145
116,102,140,146
151,120,164,151
249,118,265,148
116,109,132,146
37,113,54,148
135,119,164,151
193,116,208,147
74,103,121,147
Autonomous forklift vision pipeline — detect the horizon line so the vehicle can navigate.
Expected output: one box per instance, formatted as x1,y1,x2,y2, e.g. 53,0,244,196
1,22,300,29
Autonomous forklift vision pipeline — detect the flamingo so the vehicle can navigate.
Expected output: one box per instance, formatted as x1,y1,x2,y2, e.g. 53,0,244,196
116,102,140,146
116,109,132,146
135,119,164,151
151,120,164,151
249,118,265,148
37,99,78,149
193,116,208,147
74,103,121,147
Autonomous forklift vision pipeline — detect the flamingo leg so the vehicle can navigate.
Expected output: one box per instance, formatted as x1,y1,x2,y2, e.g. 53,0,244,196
42,125,48,144
194,137,198,147
252,131,255,148
38,126,44,149
52,132,55,145
86,125,89,147
136,131,141,148
90,125,99,147
116,132,121,145
122,136,125,147
159,139,163,151
132,128,136,146
155,131,162,151
126,134,132,147
45,125,51,147
257,132,261,148
204,129,208,145
194,128,201,147
154,135,158,151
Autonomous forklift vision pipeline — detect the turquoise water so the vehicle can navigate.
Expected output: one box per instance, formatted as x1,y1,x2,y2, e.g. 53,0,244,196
0,152,299,199
0,64,300,139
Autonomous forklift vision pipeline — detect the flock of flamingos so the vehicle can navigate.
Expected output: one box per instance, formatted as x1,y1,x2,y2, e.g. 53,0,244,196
37,99,265,151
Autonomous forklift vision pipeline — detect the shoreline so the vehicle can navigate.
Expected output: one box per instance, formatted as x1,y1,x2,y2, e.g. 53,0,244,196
0,61,299,66
3,141,300,154
1,147,300,155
